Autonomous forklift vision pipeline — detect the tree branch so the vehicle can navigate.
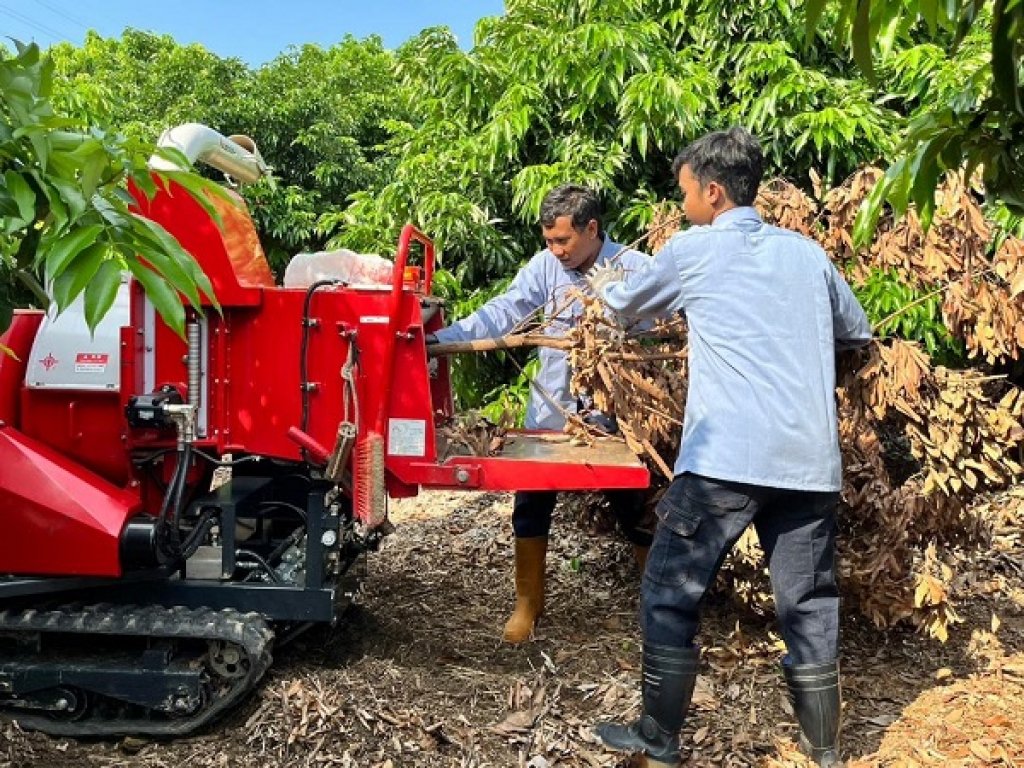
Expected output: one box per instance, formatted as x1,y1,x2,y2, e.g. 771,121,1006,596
429,334,572,356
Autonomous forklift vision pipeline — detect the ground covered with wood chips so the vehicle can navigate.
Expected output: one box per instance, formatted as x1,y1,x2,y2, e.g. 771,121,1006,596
3,491,1023,767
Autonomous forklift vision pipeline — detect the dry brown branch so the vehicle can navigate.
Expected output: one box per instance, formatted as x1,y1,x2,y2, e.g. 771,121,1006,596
430,334,572,356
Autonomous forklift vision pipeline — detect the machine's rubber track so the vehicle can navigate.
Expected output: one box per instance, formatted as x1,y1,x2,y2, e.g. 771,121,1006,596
0,603,274,737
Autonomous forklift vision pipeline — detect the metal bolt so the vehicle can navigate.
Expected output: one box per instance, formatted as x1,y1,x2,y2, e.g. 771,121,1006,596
54,698,69,711
455,469,470,484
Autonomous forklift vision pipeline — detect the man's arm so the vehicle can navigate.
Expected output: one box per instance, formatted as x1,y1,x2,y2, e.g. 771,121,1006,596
827,262,872,350
434,255,550,343
600,239,686,319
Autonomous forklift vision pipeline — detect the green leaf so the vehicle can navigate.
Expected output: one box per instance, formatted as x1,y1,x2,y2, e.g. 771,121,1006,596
78,147,109,200
32,173,68,235
130,213,217,309
126,260,186,338
921,0,940,32
28,130,49,174
51,241,107,312
854,163,902,247
909,137,948,230
84,258,123,331
40,223,103,279
804,0,829,45
48,177,87,219
852,0,877,82
3,171,36,226
991,0,1023,114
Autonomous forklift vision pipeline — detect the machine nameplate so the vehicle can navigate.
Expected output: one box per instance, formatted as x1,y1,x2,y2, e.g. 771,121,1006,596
359,316,389,324
388,418,426,456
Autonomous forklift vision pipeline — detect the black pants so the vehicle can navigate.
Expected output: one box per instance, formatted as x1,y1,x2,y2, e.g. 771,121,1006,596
642,472,839,665
513,490,654,546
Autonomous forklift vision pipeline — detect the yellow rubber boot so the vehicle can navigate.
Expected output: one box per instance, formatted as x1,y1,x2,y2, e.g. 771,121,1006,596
633,544,650,573
502,536,547,643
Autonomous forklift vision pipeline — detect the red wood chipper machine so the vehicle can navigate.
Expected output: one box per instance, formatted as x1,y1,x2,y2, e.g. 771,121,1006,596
0,124,648,736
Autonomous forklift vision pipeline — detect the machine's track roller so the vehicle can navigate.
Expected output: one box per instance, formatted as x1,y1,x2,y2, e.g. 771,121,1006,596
0,603,273,736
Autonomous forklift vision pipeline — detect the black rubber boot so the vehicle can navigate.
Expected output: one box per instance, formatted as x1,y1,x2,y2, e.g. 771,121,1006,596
595,644,700,765
783,659,842,767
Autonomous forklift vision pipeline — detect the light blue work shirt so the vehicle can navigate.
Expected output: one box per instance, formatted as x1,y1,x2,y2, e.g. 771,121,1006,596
435,236,650,429
602,207,871,492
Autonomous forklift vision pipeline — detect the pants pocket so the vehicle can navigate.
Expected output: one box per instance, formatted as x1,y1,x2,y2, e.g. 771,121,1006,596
647,493,702,587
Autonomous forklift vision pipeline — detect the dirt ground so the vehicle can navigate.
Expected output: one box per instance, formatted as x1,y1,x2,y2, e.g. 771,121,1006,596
3,490,1023,767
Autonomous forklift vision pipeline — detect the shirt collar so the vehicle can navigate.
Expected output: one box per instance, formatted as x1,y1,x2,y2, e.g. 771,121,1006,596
595,233,621,264
711,206,761,227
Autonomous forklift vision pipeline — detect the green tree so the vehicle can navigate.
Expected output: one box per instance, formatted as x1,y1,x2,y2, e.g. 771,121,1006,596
806,1,1022,238
47,31,410,270
1,42,222,338
332,0,914,286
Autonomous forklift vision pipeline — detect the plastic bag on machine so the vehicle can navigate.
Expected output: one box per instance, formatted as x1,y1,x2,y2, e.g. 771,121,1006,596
283,249,393,288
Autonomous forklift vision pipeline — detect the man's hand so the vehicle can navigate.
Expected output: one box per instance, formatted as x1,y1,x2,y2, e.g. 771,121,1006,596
425,333,440,361
586,264,625,294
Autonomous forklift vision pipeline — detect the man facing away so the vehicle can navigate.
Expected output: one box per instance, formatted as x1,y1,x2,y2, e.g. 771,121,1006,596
589,127,872,767
428,184,654,644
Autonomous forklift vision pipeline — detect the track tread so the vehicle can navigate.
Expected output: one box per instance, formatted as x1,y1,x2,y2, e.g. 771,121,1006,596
0,603,274,736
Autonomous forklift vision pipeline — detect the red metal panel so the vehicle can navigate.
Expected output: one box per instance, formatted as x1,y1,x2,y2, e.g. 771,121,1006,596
0,310,43,427
20,389,131,486
208,284,439,464
0,424,139,576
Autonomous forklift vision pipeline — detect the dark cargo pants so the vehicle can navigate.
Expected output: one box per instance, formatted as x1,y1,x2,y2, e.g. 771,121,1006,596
641,472,840,664
513,490,654,546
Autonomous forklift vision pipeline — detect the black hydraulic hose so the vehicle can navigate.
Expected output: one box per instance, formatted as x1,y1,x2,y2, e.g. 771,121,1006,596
155,450,186,555
255,500,307,523
236,549,282,583
157,444,193,559
265,525,306,567
179,508,218,560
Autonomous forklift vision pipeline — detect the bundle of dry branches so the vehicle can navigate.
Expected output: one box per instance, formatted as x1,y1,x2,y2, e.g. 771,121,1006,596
559,170,1024,639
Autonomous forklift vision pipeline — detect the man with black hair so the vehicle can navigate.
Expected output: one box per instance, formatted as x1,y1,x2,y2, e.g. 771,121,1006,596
428,184,654,644
590,127,871,767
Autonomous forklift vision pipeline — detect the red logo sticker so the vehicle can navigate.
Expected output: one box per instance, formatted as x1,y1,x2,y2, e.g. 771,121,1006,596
40,353,58,371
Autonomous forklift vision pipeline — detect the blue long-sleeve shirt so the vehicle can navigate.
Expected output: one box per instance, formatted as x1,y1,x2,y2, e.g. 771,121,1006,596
601,207,871,491
436,236,650,429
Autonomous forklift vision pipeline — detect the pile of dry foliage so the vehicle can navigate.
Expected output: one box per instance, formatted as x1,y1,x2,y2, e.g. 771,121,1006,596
565,169,1024,641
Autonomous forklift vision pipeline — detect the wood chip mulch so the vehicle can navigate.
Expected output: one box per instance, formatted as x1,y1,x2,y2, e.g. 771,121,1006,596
2,490,1022,767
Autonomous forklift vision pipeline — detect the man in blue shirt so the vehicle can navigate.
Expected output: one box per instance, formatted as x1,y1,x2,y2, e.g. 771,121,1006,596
592,128,871,767
429,185,654,644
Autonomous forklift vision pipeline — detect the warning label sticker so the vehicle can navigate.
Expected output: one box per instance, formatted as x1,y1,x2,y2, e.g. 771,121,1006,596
74,352,110,374
387,418,427,457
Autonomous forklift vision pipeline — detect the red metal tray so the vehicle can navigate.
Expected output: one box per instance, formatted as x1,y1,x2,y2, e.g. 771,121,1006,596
389,430,650,492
